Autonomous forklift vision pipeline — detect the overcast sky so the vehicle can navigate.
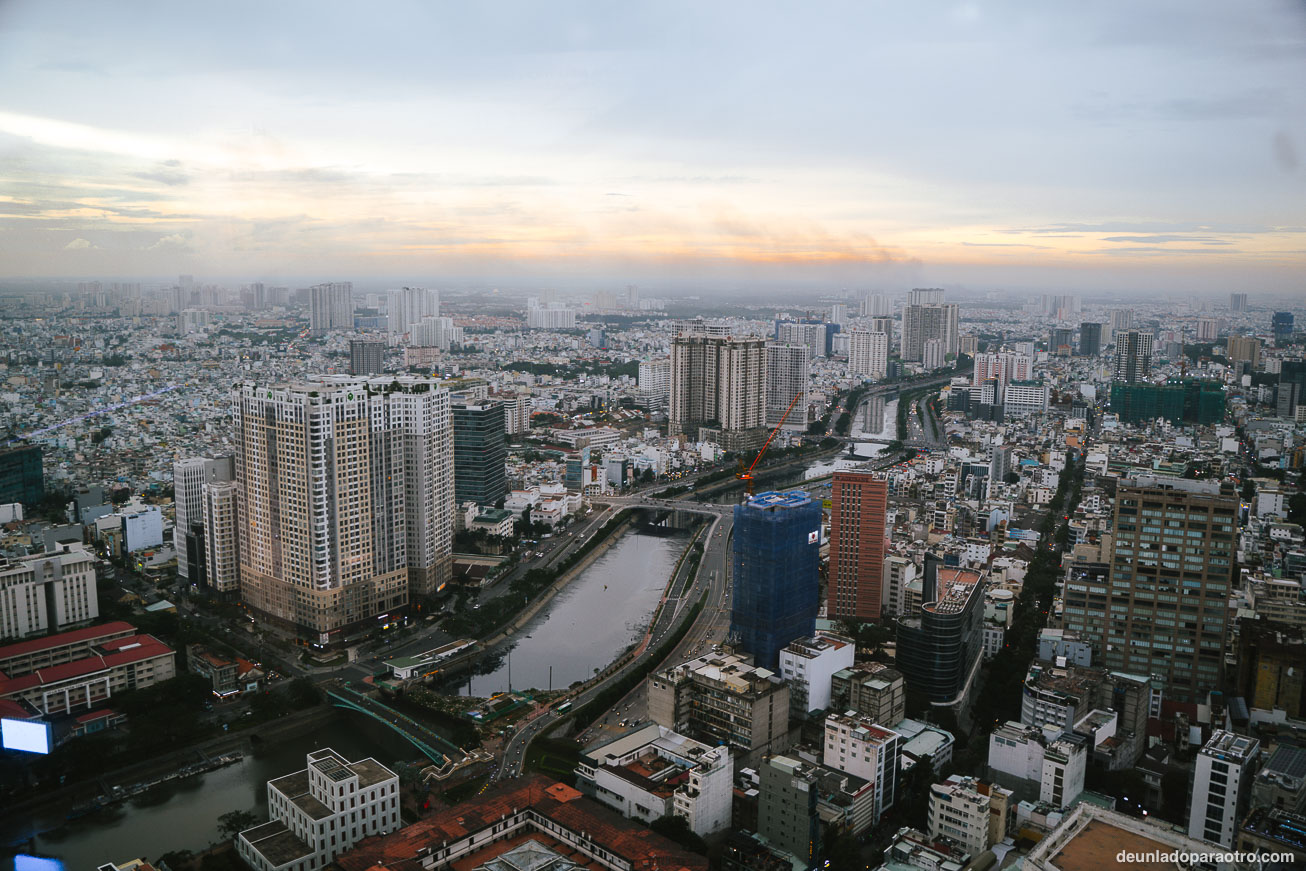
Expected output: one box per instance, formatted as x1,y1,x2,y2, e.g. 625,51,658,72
1,1,1304,294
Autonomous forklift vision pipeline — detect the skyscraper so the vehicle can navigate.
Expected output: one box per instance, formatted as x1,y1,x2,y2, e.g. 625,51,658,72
1273,311,1295,346
902,292,959,362
1062,476,1236,703
828,472,889,621
1112,330,1153,382
1109,308,1134,339
730,491,821,670
1050,327,1074,354
669,329,767,452
386,287,439,336
848,329,888,380
202,480,241,597
638,359,671,409
452,400,508,506
349,340,385,376
765,342,809,428
173,456,234,587
1230,292,1248,313
309,282,354,334
863,292,891,317
1078,322,1102,357
233,376,453,642
0,444,43,509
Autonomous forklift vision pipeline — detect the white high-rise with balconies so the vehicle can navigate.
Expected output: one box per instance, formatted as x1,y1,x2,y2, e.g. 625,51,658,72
848,329,889,379
309,282,353,334
766,342,809,428
173,456,234,584
386,287,439,336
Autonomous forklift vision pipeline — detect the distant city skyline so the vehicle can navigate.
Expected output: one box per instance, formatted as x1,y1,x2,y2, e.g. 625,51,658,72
1,2,1304,293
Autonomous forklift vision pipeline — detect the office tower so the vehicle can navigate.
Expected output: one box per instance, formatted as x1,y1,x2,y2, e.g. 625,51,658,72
1063,476,1236,702
452,400,507,506
173,456,234,587
847,329,888,380
669,329,767,452
828,472,889,621
1277,360,1306,419
757,756,823,864
233,376,454,642
1189,731,1260,848
1230,292,1248,313
349,340,385,376
766,342,809,428
1112,330,1153,382
1196,317,1219,342
1050,327,1074,354
1078,322,1102,357
896,559,985,707
902,296,959,362
0,444,43,508
386,287,439,336
1274,311,1295,346
1226,335,1261,367
638,359,671,409
730,491,821,670
830,303,848,326
863,291,891,317
309,282,353,334
202,480,240,597
868,315,893,341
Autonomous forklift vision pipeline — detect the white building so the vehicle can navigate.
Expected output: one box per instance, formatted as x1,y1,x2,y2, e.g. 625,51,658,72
201,481,241,596
638,359,671,409
0,545,99,641
922,337,946,370
576,723,732,836
526,304,577,329
766,342,809,428
1002,381,1050,418
173,456,234,582
309,282,353,334
928,774,997,855
823,711,901,820
386,286,439,336
121,506,164,553
410,315,462,350
987,720,1086,808
778,633,855,715
1188,730,1260,848
848,329,889,380
239,749,400,871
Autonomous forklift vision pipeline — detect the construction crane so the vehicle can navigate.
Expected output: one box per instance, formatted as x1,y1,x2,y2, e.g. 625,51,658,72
737,389,803,496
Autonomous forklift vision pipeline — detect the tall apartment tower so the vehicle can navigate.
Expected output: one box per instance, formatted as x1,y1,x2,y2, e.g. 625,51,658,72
828,472,890,621
232,377,453,643
349,340,385,376
765,343,809,429
309,282,353,334
1061,476,1236,702
731,491,822,670
638,359,671,409
1230,293,1248,313
863,292,892,317
669,329,767,452
902,290,959,362
452,400,507,506
1110,308,1134,338
1225,336,1261,368
386,287,439,336
1188,731,1260,847
1078,322,1102,357
1112,330,1153,382
202,481,241,597
848,329,889,380
173,456,234,586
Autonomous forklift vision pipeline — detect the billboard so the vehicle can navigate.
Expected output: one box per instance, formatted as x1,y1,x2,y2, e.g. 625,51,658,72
1,718,53,755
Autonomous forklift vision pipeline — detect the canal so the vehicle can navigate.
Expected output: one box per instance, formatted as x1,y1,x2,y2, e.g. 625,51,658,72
456,530,687,697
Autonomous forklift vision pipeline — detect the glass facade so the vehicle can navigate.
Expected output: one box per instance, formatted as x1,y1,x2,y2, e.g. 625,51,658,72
452,402,507,506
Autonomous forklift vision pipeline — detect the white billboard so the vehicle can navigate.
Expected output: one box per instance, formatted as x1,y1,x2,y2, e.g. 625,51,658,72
1,718,53,755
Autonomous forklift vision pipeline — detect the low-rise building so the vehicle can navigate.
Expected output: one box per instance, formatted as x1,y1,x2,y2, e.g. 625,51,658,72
1252,744,1306,815
0,627,175,715
987,720,1086,808
237,749,400,871
1026,803,1232,871
0,544,100,641
823,711,900,821
1238,807,1306,866
187,644,264,697
928,774,1012,855
831,661,906,727
1188,730,1260,848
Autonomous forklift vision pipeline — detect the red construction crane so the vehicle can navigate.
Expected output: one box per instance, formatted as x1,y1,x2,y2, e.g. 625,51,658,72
737,389,803,496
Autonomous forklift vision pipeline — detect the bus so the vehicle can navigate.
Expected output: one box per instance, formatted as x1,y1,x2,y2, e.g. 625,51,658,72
555,701,573,713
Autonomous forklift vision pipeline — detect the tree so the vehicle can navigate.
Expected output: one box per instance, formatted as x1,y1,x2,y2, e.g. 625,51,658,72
217,809,260,839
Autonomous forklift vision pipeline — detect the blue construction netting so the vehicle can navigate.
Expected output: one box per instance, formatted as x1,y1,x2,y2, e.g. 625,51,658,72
730,490,821,670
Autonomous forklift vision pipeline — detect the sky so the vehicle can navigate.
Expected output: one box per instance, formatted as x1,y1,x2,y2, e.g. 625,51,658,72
0,1,1304,294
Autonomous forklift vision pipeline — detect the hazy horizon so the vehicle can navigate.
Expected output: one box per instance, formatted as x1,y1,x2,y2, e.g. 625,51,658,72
2,2,1304,294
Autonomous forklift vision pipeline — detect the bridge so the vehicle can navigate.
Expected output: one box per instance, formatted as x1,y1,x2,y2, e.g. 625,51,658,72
325,681,465,766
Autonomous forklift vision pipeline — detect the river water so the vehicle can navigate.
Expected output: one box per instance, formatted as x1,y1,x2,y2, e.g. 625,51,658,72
3,530,685,870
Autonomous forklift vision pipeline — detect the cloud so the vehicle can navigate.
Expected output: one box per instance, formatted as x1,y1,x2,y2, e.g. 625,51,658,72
63,237,95,249
132,160,190,186
147,232,191,250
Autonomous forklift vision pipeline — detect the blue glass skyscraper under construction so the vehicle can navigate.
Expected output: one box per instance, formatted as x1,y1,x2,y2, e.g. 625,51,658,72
731,490,822,670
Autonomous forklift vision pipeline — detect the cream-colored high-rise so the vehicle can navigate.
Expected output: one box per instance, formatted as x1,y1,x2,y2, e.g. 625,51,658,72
233,376,453,643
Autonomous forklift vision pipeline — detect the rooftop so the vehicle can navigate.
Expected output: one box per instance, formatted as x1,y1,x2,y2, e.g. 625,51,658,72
0,621,137,662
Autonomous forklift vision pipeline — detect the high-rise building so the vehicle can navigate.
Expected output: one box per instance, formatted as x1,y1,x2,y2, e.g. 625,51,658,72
1109,308,1134,339
452,400,507,506
765,343,809,429
823,712,901,820
1109,379,1225,426
902,294,958,362
0,444,43,508
385,287,439,336
757,756,823,864
1278,360,1306,419
1226,335,1261,367
972,352,1031,386
779,633,855,716
1188,731,1260,848
1050,328,1074,354
830,303,849,326
638,359,671,409
526,304,577,329
669,329,767,452
309,282,353,334
202,480,241,597
173,456,234,586
828,472,889,622
1230,292,1248,313
775,320,830,360
1062,476,1236,702
896,560,985,708
1112,330,1153,382
1195,316,1219,342
990,445,1012,484
1078,322,1102,357
730,491,821,670
1273,311,1295,346
848,329,889,380
348,340,385,376
863,292,892,317
233,376,453,642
